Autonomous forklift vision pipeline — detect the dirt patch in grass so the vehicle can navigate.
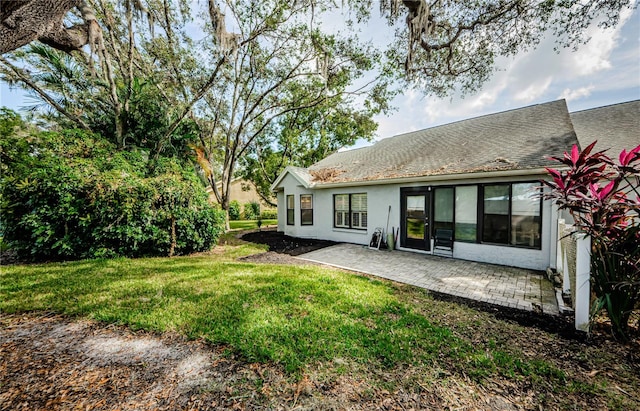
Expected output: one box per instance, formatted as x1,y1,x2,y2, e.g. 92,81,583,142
0,313,289,411
239,250,320,265
2,312,639,410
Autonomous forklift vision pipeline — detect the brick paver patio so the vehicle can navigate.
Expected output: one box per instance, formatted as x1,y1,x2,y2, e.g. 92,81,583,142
297,243,559,315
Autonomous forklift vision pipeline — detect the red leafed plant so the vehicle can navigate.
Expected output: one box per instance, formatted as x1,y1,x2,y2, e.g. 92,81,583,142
543,141,640,341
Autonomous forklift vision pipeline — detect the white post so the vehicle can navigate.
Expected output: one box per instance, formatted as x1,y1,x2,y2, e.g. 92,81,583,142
563,249,571,295
549,203,558,269
575,234,591,332
556,220,572,295
556,219,565,275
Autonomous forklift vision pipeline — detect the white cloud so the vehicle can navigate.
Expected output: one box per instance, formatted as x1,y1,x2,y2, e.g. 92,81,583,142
513,77,553,102
469,89,502,110
418,74,511,126
568,7,634,76
558,86,595,101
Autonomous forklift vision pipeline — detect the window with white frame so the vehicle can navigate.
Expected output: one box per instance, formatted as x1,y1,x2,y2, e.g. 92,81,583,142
334,194,349,228
351,193,367,229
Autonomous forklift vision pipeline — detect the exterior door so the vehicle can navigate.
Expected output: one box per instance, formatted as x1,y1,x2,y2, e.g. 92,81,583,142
401,188,431,251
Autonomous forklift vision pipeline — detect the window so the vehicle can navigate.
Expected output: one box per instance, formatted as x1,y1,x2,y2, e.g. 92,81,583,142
406,195,426,240
482,185,510,244
351,193,367,229
333,193,367,229
511,183,541,248
455,186,477,242
433,187,454,232
481,183,541,247
334,194,349,228
286,195,294,225
400,183,541,248
300,194,313,225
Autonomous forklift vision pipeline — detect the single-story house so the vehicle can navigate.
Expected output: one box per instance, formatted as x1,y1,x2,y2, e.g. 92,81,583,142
271,99,639,271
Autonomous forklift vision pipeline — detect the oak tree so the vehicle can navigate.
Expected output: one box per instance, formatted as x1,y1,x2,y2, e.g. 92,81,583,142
1,0,391,230
378,0,636,95
0,0,101,54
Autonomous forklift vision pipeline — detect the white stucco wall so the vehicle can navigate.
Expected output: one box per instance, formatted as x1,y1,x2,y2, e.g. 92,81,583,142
312,184,399,245
277,174,318,239
276,191,285,232
274,173,557,271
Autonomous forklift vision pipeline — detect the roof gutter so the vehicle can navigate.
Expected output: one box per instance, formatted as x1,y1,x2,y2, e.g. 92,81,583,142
309,167,561,189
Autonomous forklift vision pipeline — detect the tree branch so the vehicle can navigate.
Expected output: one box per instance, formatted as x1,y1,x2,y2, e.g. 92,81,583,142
0,56,92,131
155,56,227,157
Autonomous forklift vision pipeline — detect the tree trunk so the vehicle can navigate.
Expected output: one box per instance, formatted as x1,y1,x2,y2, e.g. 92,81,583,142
169,216,177,257
221,193,231,232
1,0,87,54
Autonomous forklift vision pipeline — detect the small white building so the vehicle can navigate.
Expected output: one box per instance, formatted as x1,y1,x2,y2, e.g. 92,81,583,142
271,99,639,271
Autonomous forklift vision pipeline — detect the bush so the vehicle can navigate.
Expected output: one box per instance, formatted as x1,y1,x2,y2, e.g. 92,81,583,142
544,142,640,340
260,209,278,219
0,125,225,261
242,201,260,220
228,200,241,221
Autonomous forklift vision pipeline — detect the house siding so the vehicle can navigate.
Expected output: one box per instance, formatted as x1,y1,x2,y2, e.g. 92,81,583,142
279,174,317,238
276,174,556,271
276,191,285,232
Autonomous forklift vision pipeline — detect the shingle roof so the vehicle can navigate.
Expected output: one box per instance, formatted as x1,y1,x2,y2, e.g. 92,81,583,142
308,99,578,184
570,100,640,157
270,165,313,191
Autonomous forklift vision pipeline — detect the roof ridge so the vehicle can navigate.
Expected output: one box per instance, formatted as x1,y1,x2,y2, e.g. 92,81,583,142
570,99,640,115
334,145,371,154
377,99,567,142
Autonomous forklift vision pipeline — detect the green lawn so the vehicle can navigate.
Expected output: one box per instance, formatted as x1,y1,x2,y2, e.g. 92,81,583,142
1,240,638,408
229,219,277,230
1,243,539,376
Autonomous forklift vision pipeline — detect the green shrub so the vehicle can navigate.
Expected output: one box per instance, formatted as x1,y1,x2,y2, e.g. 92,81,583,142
0,126,225,261
228,200,241,221
544,142,640,340
0,108,24,138
242,201,260,220
260,209,277,219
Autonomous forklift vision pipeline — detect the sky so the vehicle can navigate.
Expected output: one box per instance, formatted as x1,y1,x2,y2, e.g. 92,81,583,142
368,6,640,146
1,4,639,149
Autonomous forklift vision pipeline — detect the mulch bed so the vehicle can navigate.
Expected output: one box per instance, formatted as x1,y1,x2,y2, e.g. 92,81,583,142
241,230,338,256
238,229,338,265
